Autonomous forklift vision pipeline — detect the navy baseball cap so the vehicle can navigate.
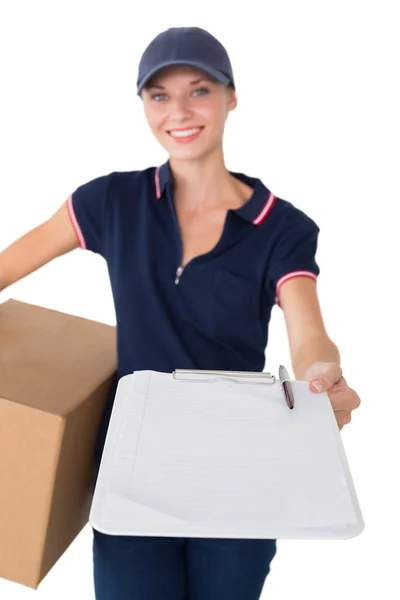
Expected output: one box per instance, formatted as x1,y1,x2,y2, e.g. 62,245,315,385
137,27,235,95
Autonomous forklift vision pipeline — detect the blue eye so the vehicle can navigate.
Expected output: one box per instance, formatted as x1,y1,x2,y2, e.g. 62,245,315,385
151,93,167,102
193,87,209,96
150,87,210,102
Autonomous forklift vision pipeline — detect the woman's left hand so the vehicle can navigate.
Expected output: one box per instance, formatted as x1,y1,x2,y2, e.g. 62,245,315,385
304,361,361,430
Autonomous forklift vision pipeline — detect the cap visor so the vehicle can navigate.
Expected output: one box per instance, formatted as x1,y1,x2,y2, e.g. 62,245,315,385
137,60,230,94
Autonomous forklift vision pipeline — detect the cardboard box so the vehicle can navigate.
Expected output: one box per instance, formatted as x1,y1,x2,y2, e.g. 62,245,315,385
0,299,117,589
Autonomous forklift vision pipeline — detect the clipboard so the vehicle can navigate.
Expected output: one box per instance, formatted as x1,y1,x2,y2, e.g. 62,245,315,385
89,368,364,541
173,366,294,410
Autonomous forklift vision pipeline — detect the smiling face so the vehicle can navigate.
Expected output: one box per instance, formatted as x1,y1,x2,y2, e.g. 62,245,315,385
141,65,237,161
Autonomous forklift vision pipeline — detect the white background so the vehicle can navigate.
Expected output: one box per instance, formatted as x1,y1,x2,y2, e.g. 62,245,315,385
0,0,398,598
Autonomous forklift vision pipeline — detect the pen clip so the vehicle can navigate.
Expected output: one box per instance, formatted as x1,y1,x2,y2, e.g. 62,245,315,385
279,364,295,410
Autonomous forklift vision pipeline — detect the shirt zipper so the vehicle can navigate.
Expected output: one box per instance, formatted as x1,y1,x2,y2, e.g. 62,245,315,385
175,265,184,285
165,186,185,286
167,185,190,286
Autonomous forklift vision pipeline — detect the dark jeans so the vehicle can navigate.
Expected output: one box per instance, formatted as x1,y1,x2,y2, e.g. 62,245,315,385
92,528,277,600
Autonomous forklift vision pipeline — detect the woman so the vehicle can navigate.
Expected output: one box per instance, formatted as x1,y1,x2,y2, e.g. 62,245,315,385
0,26,360,600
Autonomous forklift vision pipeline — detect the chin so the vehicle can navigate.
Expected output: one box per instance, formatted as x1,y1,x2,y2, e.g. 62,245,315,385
165,139,220,163
155,129,219,161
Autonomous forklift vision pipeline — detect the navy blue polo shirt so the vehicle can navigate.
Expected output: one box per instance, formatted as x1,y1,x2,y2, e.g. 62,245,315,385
67,160,320,460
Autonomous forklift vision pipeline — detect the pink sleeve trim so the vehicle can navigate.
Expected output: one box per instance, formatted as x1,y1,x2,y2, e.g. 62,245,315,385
66,195,87,249
275,271,317,307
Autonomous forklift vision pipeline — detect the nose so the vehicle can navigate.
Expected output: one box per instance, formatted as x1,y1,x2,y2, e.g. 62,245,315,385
168,96,193,123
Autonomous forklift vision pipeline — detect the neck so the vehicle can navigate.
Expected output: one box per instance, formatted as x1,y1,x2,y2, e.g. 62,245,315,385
169,149,240,212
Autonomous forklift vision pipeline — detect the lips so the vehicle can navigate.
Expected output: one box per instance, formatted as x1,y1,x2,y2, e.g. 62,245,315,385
167,126,204,136
167,126,205,143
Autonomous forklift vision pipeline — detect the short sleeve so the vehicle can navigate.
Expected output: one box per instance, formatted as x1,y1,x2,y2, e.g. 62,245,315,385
66,174,111,256
266,209,320,308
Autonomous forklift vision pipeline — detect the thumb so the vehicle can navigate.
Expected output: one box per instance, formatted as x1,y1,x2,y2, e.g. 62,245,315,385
304,361,338,393
309,377,328,393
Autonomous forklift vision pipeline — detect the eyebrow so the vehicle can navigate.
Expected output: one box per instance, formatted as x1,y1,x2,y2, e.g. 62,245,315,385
146,77,212,91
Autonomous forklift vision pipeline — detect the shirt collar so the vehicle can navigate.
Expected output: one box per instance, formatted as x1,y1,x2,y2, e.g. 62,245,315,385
154,160,276,226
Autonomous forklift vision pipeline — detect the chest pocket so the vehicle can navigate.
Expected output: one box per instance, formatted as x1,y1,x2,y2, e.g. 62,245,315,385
212,268,260,325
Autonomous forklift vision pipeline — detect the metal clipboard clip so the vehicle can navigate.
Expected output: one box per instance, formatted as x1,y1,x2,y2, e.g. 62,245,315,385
172,367,294,410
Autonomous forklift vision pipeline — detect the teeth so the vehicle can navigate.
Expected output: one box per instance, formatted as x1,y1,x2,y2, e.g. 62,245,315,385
169,127,202,138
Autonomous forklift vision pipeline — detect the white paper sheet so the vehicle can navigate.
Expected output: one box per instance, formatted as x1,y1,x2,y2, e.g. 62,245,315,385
89,370,364,540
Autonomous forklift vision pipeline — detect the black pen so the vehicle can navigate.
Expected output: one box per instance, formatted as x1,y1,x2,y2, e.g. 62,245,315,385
279,365,294,410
